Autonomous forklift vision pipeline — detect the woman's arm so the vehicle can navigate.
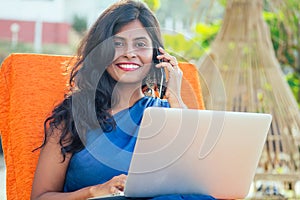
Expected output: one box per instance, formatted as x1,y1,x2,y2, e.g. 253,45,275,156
31,127,89,200
31,128,126,200
156,47,187,109
167,95,187,109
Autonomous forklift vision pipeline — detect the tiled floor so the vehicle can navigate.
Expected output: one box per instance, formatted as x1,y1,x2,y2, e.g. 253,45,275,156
0,154,6,199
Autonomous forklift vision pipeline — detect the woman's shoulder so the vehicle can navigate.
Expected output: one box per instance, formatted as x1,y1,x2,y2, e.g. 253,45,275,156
143,96,170,108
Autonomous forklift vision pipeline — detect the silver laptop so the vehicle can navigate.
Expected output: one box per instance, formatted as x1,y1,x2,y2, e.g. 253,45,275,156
88,107,272,200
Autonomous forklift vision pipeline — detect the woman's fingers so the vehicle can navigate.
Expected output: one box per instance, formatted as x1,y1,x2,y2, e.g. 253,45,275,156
92,174,125,197
111,174,126,190
155,48,183,99
90,174,127,197
155,48,181,74
154,47,186,107
157,47,177,63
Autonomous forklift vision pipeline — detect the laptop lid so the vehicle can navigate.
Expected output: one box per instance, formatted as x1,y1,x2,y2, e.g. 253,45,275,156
124,107,272,199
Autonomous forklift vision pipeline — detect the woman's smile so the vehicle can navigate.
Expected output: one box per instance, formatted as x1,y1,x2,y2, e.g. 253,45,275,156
106,20,153,84
116,62,141,71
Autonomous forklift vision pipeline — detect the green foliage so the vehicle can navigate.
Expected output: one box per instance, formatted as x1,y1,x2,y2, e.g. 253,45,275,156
0,40,75,64
163,21,220,61
217,0,227,7
72,15,87,35
163,34,205,61
0,40,34,63
142,0,160,12
193,21,221,49
263,11,295,67
286,73,300,107
263,8,300,106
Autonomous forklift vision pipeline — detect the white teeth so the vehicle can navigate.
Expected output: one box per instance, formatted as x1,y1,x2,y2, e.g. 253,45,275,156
119,64,139,69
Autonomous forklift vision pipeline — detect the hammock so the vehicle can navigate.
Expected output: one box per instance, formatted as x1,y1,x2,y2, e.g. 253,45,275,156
197,0,300,197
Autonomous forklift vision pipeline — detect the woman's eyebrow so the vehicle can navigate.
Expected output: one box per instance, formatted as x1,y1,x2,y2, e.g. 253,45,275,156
133,36,150,41
113,35,150,41
113,36,125,40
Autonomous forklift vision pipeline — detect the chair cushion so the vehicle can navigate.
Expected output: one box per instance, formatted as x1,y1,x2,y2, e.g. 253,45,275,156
0,53,204,200
0,54,71,200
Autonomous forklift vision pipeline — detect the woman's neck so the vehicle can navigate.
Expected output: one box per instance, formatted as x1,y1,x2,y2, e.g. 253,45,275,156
111,83,144,114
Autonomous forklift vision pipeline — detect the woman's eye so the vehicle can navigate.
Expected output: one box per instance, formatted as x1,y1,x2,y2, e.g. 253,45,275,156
114,41,124,47
136,41,147,48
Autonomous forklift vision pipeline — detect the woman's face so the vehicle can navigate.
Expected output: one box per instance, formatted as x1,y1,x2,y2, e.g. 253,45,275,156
106,20,153,84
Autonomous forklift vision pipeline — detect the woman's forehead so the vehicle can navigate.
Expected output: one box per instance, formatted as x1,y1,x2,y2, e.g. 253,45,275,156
115,20,151,40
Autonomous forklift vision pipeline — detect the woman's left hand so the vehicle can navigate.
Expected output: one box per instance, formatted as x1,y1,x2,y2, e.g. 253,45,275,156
155,47,187,108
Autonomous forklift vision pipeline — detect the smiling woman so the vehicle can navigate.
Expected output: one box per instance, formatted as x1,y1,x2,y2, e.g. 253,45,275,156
106,20,153,87
30,1,214,200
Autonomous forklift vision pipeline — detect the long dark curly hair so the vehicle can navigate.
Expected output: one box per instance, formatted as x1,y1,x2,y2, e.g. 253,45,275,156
41,0,165,161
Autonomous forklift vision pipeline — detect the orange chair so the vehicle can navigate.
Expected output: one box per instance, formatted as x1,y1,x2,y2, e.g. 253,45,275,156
0,53,205,200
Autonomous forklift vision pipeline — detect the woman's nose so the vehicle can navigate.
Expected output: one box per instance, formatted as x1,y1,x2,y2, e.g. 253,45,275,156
124,46,137,58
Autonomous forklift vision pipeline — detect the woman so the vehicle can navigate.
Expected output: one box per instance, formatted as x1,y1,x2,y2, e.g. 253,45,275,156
31,0,215,199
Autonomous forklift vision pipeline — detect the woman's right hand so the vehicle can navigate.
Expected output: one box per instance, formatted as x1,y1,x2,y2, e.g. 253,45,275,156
31,126,127,200
89,174,127,197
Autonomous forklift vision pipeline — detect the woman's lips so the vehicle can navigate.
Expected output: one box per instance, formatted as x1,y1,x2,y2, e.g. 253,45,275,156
117,63,141,71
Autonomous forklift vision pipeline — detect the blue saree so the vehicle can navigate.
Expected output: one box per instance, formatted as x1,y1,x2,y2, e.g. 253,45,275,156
64,96,215,200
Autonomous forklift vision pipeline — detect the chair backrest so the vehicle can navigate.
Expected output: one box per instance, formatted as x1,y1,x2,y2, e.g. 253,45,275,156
0,53,205,200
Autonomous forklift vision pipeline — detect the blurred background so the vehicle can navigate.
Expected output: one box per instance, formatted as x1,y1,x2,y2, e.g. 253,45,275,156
1,0,300,199
0,0,299,100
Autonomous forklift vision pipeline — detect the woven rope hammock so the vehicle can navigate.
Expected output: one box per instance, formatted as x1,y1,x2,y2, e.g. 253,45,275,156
196,0,300,196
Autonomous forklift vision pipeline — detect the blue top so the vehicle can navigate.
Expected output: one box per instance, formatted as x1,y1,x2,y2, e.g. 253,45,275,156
64,96,170,192
63,96,215,200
